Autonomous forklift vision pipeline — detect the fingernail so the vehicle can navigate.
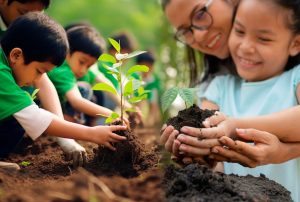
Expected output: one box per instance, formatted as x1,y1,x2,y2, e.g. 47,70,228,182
212,148,218,153
180,127,188,133
219,138,226,145
203,120,209,126
236,128,246,134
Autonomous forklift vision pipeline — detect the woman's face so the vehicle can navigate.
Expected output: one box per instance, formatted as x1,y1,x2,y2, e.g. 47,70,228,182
165,0,236,59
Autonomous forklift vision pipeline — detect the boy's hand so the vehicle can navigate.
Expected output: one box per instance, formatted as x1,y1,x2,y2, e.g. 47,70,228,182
92,125,127,150
160,125,179,153
56,138,87,168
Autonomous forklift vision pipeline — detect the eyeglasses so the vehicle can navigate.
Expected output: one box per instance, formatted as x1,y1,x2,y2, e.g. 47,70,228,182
174,0,214,44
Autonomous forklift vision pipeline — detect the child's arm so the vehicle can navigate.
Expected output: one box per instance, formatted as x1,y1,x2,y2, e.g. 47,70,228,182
209,128,300,168
45,115,127,151
34,74,87,167
66,86,112,117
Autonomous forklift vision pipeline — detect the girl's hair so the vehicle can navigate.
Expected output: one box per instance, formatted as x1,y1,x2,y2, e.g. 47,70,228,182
161,0,170,10
271,0,300,71
8,0,50,8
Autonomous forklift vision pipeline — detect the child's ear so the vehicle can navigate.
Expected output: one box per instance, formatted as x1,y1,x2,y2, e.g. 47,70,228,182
9,48,23,63
289,35,300,56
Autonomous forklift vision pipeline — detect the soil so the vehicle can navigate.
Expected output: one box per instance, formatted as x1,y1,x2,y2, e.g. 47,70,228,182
0,105,292,201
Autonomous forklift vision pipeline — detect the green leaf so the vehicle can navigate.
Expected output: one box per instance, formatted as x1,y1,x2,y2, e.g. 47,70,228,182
161,87,179,113
99,53,116,64
125,108,136,113
126,51,147,59
110,112,120,119
132,79,142,91
105,112,120,124
19,161,31,167
108,38,120,53
31,89,39,100
179,88,195,108
92,83,118,95
128,94,148,103
124,80,133,96
126,65,149,77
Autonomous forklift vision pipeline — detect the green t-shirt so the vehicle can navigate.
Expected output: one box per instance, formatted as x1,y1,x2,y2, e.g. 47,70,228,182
47,61,76,104
78,69,96,86
0,49,33,120
98,61,119,89
144,74,161,102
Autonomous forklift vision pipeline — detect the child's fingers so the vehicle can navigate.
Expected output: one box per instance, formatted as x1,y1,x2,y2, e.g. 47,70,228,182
73,152,83,168
236,128,273,144
177,134,220,148
159,125,174,144
110,133,127,141
165,130,179,152
202,111,227,128
110,125,127,131
180,126,202,137
179,143,211,156
172,139,181,156
103,142,116,151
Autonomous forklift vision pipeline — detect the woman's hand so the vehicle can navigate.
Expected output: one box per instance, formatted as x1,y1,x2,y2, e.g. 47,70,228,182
209,128,285,167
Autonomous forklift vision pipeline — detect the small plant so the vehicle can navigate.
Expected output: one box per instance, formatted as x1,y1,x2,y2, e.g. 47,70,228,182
19,161,31,167
93,38,149,124
26,88,39,101
161,87,195,113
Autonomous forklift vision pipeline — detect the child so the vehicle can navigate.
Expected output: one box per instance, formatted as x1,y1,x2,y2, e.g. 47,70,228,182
0,0,87,167
195,0,300,200
47,25,124,125
136,51,161,126
0,12,126,164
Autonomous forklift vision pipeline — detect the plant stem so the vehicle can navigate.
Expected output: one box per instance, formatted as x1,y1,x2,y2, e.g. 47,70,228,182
119,63,124,123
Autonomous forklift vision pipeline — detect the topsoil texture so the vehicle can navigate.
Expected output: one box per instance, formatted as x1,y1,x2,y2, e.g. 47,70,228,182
164,105,292,202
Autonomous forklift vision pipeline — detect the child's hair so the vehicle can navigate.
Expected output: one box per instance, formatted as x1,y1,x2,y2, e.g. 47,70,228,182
66,25,105,59
136,51,155,64
8,0,50,8
268,0,300,71
109,31,136,52
1,12,68,67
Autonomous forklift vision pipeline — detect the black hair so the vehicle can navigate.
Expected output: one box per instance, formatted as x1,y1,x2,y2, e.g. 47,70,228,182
109,32,135,52
8,0,50,8
66,25,105,59
136,51,155,64
1,12,68,67
270,0,300,71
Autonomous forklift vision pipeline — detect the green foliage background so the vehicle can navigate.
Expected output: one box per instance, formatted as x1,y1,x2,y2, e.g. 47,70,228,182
47,0,191,91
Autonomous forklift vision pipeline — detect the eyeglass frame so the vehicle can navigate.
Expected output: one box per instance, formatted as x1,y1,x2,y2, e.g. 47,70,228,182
174,0,214,44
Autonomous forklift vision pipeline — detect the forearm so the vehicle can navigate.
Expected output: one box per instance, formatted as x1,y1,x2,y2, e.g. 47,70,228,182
277,142,300,163
34,74,63,118
232,106,300,142
45,116,94,142
71,98,112,117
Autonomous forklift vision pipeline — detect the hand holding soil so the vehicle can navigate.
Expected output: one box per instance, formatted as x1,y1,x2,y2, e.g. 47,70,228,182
209,128,288,168
91,125,127,150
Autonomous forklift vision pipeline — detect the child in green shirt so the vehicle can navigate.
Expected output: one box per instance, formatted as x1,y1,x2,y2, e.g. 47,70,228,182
0,0,87,167
47,25,126,125
0,12,126,164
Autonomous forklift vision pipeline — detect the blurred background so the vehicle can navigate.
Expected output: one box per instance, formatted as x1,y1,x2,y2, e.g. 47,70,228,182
47,0,196,122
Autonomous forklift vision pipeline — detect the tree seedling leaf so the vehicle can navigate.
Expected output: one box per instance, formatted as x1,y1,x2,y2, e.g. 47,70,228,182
98,53,116,64
92,83,118,95
161,87,179,113
126,51,147,59
179,88,195,108
108,38,121,53
126,65,149,77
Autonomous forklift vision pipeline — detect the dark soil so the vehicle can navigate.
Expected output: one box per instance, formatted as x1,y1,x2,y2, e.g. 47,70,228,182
166,104,216,131
95,121,159,177
0,106,292,201
164,105,292,202
164,164,291,202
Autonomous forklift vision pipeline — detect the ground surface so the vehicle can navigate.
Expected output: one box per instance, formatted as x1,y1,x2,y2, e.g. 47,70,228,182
0,107,292,201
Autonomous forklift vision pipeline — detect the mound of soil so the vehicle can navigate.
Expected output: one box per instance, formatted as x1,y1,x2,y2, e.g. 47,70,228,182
166,104,216,131
164,164,292,202
95,127,159,177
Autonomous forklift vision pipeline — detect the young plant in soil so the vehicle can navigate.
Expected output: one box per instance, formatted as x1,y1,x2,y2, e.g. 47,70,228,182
92,38,158,177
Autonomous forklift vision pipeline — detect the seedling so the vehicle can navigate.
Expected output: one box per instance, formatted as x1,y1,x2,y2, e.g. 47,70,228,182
93,38,149,124
161,87,195,113
26,88,39,101
19,161,31,167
